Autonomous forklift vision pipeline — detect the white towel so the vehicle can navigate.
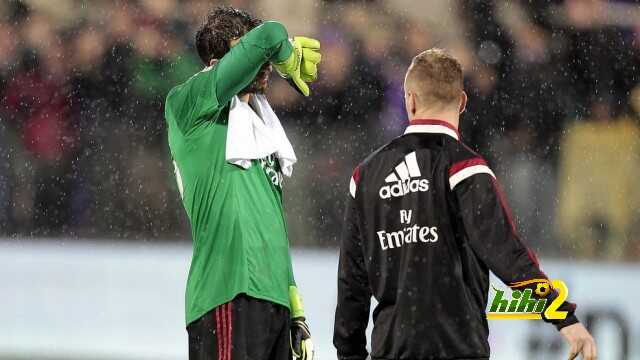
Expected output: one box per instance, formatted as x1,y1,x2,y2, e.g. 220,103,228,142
225,94,297,177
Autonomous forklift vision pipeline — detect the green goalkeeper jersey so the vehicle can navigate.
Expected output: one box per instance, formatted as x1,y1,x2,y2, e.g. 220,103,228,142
164,21,296,325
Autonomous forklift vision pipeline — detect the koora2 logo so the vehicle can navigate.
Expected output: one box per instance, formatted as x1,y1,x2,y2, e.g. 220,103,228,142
379,152,429,199
486,279,569,320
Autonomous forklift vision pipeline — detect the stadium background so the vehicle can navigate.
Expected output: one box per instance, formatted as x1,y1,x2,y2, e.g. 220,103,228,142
0,0,639,359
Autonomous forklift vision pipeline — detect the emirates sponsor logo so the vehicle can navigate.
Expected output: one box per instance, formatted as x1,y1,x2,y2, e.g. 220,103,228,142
377,225,439,250
260,154,283,188
378,210,439,250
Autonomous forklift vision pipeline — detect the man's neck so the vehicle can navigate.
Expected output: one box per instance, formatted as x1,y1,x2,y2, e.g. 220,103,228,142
239,93,252,103
409,111,460,129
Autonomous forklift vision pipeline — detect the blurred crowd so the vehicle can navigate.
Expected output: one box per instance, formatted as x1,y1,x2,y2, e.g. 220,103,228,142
1,0,640,260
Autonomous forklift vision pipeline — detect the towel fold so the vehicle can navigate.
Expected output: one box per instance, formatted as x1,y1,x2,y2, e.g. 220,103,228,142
225,94,297,177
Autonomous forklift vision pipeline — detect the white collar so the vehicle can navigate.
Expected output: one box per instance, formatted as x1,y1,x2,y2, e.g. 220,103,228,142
403,119,460,141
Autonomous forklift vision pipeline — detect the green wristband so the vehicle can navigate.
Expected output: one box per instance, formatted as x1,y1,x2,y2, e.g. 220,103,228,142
273,39,298,77
289,285,306,319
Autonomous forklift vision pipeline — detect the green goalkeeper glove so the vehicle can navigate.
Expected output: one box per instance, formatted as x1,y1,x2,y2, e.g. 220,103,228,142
289,286,314,360
273,36,321,96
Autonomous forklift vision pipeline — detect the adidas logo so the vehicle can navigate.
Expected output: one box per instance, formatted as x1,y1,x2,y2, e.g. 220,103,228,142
379,151,430,199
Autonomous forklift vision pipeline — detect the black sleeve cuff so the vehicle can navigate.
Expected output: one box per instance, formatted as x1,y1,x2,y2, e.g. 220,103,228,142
554,314,580,331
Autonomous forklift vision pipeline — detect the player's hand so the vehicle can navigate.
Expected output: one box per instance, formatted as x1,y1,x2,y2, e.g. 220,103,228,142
273,36,321,96
297,37,321,83
288,286,314,359
560,323,597,360
291,317,314,360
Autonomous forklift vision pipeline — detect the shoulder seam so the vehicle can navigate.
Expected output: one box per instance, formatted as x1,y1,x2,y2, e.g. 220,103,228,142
448,157,495,190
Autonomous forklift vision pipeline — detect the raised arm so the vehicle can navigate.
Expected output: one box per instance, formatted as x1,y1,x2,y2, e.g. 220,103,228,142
213,21,292,105
165,21,292,135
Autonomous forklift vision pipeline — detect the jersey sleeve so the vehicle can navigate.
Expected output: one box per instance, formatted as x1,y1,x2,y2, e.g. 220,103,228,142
334,167,370,360
288,249,296,287
449,157,579,330
164,21,293,135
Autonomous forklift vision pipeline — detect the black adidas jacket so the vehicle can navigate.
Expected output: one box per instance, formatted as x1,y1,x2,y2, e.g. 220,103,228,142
333,119,579,360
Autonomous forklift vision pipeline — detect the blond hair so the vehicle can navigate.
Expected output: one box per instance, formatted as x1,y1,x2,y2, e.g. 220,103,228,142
405,48,463,110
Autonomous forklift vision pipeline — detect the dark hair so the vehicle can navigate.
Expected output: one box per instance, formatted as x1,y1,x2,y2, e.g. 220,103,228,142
195,6,262,65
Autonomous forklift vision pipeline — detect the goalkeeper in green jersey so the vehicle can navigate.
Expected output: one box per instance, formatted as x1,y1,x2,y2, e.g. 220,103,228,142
164,6,320,360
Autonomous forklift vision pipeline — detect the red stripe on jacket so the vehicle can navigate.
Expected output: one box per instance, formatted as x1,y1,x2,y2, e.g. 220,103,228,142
448,157,488,177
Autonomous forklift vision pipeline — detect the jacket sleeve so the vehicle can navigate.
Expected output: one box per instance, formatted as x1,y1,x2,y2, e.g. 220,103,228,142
165,21,292,135
450,157,579,330
334,168,370,360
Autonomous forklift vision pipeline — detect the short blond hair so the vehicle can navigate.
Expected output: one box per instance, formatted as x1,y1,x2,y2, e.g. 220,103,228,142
405,48,463,110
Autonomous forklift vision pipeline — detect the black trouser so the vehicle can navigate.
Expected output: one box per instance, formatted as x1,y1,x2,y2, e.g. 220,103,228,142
187,294,291,360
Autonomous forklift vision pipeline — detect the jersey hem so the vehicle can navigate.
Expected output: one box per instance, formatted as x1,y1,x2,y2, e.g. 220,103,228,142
371,357,488,360
186,290,290,326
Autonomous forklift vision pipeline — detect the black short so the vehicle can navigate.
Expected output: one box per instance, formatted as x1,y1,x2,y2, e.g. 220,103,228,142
187,294,291,360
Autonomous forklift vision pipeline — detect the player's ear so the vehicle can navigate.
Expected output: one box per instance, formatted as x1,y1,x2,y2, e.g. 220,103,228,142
209,58,219,67
410,92,419,117
405,91,416,117
458,91,468,114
